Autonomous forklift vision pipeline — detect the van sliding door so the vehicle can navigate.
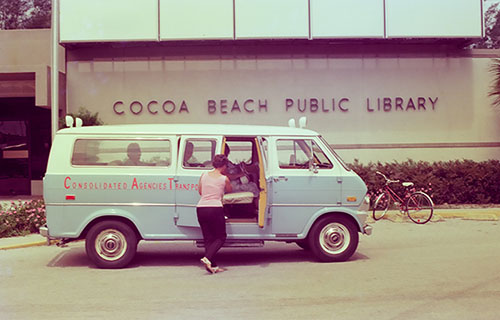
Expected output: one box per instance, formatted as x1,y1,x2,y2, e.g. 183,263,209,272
175,135,223,227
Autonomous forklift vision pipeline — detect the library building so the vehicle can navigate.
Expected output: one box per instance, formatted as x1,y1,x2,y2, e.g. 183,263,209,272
0,0,499,195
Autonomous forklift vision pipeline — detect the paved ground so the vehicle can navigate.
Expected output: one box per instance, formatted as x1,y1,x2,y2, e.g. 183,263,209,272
1,207,499,250
1,219,499,320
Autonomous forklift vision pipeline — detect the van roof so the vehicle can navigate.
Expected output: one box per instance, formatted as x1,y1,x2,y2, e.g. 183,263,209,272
57,123,319,136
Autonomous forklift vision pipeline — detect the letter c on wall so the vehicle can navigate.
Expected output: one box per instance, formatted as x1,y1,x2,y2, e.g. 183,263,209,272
147,100,159,115
113,101,125,115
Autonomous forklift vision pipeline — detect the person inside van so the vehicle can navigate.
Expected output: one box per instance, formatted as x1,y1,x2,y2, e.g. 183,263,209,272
223,145,260,197
123,143,149,166
183,141,199,167
197,154,232,274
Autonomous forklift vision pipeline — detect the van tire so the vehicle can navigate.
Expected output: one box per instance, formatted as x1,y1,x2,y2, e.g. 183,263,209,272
85,220,137,269
295,240,310,250
308,216,358,262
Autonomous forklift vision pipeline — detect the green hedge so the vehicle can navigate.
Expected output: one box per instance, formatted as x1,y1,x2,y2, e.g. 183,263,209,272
349,159,500,205
0,159,498,238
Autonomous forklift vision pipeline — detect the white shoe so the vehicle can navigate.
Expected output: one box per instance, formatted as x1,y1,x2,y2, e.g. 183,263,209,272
200,257,215,274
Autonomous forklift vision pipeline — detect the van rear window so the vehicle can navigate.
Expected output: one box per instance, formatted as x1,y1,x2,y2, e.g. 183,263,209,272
72,139,171,167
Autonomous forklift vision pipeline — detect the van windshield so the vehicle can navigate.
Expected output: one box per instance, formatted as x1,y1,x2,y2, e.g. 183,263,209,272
319,136,351,171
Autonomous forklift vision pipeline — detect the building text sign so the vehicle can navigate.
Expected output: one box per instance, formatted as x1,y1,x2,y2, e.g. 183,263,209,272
112,96,438,116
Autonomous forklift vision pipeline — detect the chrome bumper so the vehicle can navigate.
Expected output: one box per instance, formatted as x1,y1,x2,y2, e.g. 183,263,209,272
363,224,373,236
39,225,49,238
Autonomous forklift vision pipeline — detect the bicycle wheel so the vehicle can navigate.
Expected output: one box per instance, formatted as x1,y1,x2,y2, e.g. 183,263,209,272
405,191,434,224
372,192,391,221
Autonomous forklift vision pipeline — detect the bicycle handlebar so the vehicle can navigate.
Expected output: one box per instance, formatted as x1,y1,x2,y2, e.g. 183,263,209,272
376,171,400,184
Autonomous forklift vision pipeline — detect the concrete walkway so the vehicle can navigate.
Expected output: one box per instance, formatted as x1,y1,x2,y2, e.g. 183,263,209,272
1,207,499,251
370,207,500,223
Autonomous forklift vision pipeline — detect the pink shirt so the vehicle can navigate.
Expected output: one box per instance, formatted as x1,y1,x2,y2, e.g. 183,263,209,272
197,173,227,207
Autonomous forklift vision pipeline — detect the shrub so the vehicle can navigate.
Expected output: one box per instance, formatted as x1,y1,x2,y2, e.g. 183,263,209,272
0,199,46,238
58,107,104,128
349,159,500,205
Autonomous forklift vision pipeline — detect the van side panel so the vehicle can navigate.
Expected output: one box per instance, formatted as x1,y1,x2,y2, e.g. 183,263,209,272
44,172,185,238
44,134,186,239
340,171,368,207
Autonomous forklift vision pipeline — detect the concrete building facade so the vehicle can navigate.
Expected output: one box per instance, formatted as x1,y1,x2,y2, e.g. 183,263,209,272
1,0,499,195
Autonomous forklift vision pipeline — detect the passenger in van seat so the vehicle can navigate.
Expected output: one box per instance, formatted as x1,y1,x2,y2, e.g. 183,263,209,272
197,154,232,274
183,142,199,167
123,143,149,166
223,145,260,197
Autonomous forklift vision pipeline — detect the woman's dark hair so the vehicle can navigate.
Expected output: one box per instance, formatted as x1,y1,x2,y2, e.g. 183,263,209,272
212,154,228,168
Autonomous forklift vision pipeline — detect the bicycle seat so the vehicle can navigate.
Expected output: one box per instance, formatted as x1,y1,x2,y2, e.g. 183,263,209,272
402,182,414,187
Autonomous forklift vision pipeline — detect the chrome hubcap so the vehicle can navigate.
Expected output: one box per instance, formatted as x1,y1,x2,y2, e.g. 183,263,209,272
319,223,350,254
95,229,127,261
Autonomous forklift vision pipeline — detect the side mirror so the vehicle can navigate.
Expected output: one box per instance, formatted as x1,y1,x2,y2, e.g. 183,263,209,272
309,162,319,174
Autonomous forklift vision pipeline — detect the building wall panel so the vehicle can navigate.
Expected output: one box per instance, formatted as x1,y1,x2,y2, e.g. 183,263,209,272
386,0,482,38
234,0,309,39
64,50,500,163
60,0,158,42
311,0,384,38
159,0,234,40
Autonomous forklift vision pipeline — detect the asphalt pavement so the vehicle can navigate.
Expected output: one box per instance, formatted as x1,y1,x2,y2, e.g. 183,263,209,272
1,207,499,251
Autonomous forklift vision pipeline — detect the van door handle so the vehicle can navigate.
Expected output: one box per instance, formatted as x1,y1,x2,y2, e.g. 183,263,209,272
273,176,288,182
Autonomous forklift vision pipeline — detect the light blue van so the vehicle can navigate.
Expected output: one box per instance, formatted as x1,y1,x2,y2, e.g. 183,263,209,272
40,123,372,268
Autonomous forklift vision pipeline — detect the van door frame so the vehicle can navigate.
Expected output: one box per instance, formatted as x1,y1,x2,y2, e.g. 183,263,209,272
266,135,342,235
256,137,268,228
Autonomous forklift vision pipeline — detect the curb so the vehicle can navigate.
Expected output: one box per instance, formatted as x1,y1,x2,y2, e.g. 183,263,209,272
0,239,58,251
368,209,500,223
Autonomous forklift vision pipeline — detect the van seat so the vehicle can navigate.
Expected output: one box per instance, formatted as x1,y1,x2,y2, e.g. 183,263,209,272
223,192,254,204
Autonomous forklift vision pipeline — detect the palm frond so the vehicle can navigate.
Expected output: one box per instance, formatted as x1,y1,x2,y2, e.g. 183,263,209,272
488,58,500,110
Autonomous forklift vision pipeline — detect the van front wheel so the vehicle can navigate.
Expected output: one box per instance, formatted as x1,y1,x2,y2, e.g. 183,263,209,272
309,216,359,262
85,220,137,269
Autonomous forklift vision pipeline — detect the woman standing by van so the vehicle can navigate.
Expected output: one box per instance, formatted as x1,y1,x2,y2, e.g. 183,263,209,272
197,154,232,274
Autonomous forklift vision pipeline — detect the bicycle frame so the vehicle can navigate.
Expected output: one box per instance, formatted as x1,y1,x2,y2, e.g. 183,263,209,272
381,184,412,212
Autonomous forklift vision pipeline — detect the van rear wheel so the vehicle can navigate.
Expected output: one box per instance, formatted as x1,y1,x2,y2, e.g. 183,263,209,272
85,220,137,269
309,216,358,262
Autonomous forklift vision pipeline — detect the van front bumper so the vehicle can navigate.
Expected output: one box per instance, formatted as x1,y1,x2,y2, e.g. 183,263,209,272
363,224,373,235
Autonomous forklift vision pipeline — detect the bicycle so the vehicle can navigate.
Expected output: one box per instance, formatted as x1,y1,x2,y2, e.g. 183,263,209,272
372,171,434,224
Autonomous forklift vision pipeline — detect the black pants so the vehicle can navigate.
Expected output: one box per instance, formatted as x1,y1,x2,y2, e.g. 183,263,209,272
196,207,227,267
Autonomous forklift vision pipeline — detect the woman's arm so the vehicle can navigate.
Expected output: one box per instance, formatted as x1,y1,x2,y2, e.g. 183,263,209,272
224,177,232,193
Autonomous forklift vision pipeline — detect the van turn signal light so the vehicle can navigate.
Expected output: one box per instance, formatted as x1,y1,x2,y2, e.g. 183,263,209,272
346,196,357,202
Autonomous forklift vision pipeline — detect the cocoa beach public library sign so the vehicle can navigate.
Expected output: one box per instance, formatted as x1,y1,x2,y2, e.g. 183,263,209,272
112,96,439,116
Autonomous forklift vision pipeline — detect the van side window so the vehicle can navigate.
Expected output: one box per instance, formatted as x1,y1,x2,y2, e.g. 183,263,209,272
72,139,171,167
276,139,333,169
183,139,215,168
